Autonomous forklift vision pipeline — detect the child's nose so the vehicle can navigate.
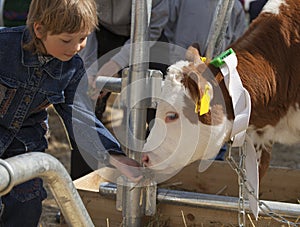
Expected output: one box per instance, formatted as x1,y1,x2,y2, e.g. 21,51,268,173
75,43,82,52
72,42,85,54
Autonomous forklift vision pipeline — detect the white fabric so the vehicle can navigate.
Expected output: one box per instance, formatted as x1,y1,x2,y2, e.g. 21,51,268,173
220,53,259,219
220,54,251,146
245,134,259,219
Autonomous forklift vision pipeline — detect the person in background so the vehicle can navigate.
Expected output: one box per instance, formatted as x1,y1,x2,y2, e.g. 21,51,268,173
239,0,268,23
164,0,247,160
92,0,169,119
0,0,142,225
0,0,31,27
164,0,247,64
248,0,268,22
71,0,170,179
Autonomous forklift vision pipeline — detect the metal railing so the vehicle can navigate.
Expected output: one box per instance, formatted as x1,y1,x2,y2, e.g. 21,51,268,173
0,152,94,227
100,182,300,220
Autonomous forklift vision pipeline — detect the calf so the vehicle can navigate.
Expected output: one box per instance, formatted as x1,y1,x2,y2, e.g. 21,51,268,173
142,0,300,182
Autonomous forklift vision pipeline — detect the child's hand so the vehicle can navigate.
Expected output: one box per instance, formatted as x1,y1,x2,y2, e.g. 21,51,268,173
109,154,143,182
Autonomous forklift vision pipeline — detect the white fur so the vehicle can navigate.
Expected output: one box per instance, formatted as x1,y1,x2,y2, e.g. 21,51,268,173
249,104,300,148
143,63,232,182
143,59,300,183
262,0,286,15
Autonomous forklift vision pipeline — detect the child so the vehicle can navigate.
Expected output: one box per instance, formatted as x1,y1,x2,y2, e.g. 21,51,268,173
0,0,141,226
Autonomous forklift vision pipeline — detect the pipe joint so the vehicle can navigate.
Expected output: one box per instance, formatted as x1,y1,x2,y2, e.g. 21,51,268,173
0,159,15,196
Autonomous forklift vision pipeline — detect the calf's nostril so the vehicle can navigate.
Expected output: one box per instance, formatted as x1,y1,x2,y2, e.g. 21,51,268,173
142,154,149,165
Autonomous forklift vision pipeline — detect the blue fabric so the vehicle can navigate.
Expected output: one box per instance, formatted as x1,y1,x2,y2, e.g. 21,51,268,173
0,179,46,227
215,144,227,161
249,0,268,22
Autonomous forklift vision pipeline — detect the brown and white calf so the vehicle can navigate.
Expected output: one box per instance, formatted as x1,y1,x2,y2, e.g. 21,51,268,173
142,0,300,181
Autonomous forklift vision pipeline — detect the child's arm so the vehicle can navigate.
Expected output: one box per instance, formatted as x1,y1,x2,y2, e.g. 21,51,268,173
53,66,142,181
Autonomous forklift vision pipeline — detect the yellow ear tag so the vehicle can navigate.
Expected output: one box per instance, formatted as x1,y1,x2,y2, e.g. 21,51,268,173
199,85,211,116
200,56,207,63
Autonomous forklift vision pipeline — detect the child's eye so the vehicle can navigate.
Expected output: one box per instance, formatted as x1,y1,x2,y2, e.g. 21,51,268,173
79,37,87,43
61,39,71,43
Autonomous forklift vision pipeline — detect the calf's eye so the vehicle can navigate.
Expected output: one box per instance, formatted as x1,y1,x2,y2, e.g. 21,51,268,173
165,112,179,123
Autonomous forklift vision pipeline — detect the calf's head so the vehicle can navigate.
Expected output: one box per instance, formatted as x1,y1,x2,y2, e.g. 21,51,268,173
142,47,233,181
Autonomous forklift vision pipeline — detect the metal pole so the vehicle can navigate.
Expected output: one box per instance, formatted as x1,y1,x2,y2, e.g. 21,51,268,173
100,182,300,219
125,0,150,156
0,152,94,227
96,77,122,93
205,0,235,58
214,0,235,55
120,0,151,226
0,0,5,26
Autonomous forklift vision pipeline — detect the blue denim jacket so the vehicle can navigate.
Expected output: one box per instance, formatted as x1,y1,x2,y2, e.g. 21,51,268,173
0,26,124,166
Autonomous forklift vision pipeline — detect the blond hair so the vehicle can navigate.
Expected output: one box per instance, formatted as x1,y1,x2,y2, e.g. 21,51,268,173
25,0,98,53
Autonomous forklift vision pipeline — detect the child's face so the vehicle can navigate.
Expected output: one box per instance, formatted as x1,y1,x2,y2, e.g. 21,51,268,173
34,23,89,61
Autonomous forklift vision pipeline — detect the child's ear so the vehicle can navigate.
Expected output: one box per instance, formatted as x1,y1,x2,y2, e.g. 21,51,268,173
33,22,44,39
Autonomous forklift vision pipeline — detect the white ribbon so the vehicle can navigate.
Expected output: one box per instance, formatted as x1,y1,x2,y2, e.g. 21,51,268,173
220,53,259,219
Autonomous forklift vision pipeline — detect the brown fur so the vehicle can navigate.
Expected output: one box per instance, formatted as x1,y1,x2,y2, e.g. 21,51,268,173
232,0,300,128
181,0,300,179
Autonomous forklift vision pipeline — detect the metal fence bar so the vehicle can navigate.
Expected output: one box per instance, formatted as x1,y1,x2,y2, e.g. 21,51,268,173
99,182,300,219
96,77,122,93
0,152,94,227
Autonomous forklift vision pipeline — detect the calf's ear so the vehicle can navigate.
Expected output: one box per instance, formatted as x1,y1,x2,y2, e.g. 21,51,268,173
185,45,203,65
183,70,214,117
183,71,203,104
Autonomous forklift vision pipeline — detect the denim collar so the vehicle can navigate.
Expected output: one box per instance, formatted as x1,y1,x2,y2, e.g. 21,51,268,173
21,27,64,80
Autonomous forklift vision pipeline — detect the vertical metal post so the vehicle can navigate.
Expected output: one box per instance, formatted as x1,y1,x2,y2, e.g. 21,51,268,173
121,0,151,226
125,0,151,157
214,0,235,55
205,0,235,58
0,0,5,26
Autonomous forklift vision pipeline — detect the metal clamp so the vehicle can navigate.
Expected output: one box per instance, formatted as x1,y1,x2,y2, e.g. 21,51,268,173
120,68,163,109
116,172,157,217
95,69,163,109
